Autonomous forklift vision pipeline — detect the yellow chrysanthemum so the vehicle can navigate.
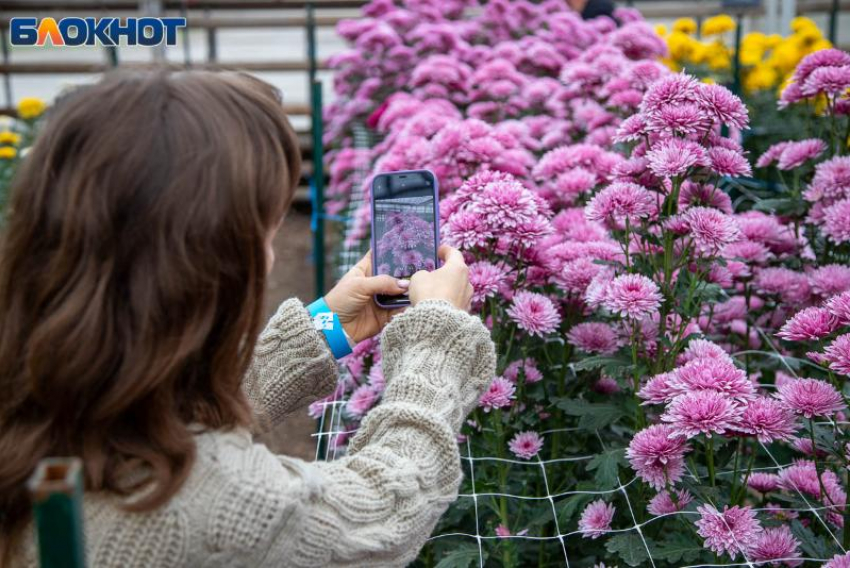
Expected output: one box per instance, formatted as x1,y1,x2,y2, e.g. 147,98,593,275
744,65,779,92
796,25,823,46
739,45,765,67
667,31,696,61
764,34,783,49
790,16,818,33
660,58,680,72
767,42,803,74
0,131,20,145
810,39,833,53
672,18,697,35
702,77,717,85
702,14,736,37
654,24,668,37
16,97,46,120
0,146,17,160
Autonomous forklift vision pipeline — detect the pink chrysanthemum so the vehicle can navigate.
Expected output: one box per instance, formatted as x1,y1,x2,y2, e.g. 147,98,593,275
735,396,799,443
708,147,752,177
614,114,648,143
776,138,827,171
747,526,802,567
697,83,750,130
503,358,543,384
695,504,763,559
826,553,850,568
507,291,561,337
626,424,691,489
638,372,679,405
802,65,850,97
824,198,850,243
602,274,662,319
346,384,378,418
828,291,850,324
748,472,781,493
685,206,741,253
680,338,731,364
567,322,619,354
678,181,733,214
508,430,544,460
792,49,850,86
825,334,850,376
757,142,793,169
647,102,710,135
646,138,709,178
811,264,850,297
647,488,693,516
723,240,772,264
776,378,846,419
479,377,516,413
662,390,742,438
468,261,507,305
778,459,833,497
444,209,494,249
669,357,754,401
777,307,839,341
578,499,615,539
806,156,850,203
593,376,620,394
584,182,656,223
640,73,702,114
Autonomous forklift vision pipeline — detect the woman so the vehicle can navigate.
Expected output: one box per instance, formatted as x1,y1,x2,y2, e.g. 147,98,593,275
0,71,496,567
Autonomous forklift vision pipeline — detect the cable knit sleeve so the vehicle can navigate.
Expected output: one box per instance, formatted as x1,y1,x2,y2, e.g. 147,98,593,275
268,300,496,567
244,298,339,433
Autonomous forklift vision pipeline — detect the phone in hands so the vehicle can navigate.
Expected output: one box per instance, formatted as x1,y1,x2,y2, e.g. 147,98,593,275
370,170,440,308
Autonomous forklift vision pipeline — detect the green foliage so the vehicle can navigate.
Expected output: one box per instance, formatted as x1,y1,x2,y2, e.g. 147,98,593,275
605,533,652,567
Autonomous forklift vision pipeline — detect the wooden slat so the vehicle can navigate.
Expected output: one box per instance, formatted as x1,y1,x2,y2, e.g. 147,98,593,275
0,0,365,9
0,60,328,74
1,103,312,116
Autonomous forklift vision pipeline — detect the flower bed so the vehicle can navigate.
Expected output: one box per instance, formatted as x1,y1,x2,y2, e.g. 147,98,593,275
318,1,850,566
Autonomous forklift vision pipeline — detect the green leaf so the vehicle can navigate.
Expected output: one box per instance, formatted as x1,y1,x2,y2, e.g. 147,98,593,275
605,533,651,567
573,355,627,372
653,532,703,564
435,544,487,568
790,519,831,560
555,493,594,526
586,448,626,490
752,197,807,216
558,399,626,430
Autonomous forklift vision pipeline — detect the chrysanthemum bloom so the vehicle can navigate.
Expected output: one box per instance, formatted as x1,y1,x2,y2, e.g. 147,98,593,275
806,156,850,203
578,499,615,539
508,431,544,460
468,261,507,305
593,376,620,394
503,358,543,384
825,334,850,376
828,291,850,324
723,240,771,264
695,504,763,559
708,147,752,177
735,397,798,443
646,102,710,135
811,265,850,297
824,198,850,244
777,307,839,341
567,322,619,354
748,472,781,494
494,524,528,538
602,274,662,319
584,182,656,224
647,488,693,516
825,552,850,568
679,338,731,365
640,73,701,114
776,138,827,171
776,378,846,418
443,209,494,249
626,424,691,489
792,48,850,86
678,181,733,214
662,390,742,438
614,114,648,143
756,142,792,169
346,384,379,418
669,357,754,401
697,82,750,130
802,65,850,97
755,267,812,305
507,291,561,337
778,459,827,497
646,138,709,178
479,377,516,413
638,372,678,405
685,206,741,254
748,526,802,567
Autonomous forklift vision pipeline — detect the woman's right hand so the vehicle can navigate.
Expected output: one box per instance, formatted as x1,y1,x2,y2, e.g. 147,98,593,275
408,245,473,311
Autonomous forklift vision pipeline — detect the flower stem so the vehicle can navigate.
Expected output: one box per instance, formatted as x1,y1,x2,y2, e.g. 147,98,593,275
706,436,716,487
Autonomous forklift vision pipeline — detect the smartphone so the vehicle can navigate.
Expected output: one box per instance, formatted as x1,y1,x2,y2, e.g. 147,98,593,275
370,170,440,308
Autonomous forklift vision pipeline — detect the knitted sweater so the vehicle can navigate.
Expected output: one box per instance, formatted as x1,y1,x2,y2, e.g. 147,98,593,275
13,299,496,568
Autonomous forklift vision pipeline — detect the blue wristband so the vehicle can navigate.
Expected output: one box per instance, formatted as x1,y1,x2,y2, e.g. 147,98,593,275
307,297,353,360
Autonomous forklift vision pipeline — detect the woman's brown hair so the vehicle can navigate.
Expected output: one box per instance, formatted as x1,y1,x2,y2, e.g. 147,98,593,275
0,70,301,558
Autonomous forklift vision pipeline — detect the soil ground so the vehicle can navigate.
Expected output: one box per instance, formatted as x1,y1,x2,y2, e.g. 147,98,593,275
257,206,327,461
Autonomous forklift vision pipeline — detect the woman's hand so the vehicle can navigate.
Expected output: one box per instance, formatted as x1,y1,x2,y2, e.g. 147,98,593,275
324,252,409,343
409,246,473,311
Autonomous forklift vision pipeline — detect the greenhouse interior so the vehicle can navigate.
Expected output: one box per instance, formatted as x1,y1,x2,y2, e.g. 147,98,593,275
5,0,850,567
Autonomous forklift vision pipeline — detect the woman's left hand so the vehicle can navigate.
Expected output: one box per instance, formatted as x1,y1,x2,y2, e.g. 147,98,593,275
324,252,409,344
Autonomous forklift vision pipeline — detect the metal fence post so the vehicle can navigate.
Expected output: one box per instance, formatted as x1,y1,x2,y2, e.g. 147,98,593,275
311,79,326,300
0,26,12,110
829,0,839,44
28,458,86,568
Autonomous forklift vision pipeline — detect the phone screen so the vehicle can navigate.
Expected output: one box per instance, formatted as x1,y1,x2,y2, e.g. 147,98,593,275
371,170,439,308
